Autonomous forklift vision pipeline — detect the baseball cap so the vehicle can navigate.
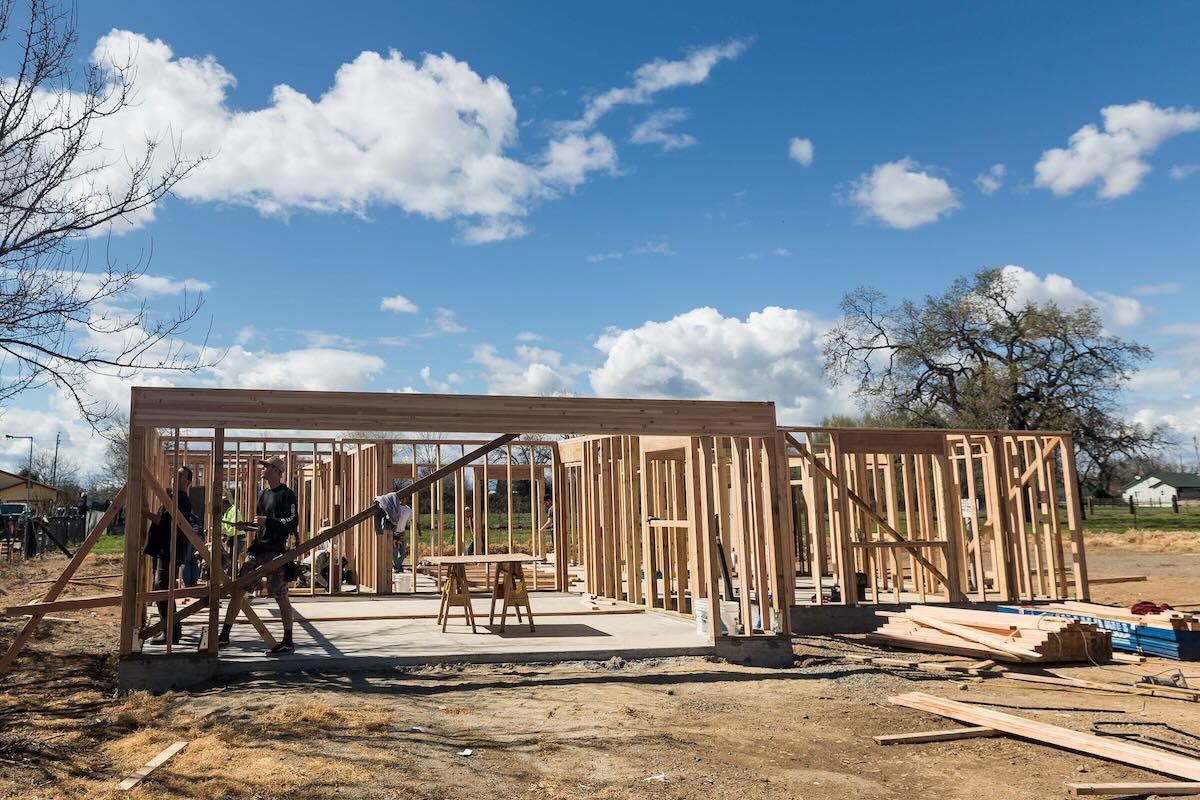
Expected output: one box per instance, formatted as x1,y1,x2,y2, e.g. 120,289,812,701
258,456,286,472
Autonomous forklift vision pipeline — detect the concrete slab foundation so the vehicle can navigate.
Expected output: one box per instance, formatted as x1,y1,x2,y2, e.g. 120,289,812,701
121,592,715,692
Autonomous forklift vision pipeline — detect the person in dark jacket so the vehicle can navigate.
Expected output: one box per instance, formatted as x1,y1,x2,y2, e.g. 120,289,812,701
218,456,299,655
143,466,193,645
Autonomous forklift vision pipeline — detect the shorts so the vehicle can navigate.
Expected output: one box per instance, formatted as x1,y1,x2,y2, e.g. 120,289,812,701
239,555,290,598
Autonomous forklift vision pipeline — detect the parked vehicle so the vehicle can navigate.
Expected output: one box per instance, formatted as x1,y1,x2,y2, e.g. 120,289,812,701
0,502,30,520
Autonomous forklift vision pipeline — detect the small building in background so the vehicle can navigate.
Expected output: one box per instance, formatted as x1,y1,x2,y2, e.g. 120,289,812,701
1121,472,1200,505
0,468,59,508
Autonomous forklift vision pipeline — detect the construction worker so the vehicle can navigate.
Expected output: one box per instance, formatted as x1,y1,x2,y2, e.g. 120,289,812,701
218,457,299,655
221,493,244,578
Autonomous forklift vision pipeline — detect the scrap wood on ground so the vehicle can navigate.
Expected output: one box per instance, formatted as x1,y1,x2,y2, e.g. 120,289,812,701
889,691,1200,784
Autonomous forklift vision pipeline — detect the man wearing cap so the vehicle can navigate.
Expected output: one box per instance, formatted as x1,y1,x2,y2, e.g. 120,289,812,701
218,456,299,655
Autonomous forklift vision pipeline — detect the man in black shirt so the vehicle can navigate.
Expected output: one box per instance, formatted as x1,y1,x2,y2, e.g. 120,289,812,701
143,465,193,645
218,456,299,655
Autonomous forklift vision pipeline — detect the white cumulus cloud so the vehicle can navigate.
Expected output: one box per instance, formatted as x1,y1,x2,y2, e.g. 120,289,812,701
46,30,618,242
787,137,814,167
209,346,385,391
1034,101,1200,198
472,344,576,396
419,366,462,393
589,306,845,422
630,109,697,150
537,133,618,189
999,265,1145,328
849,158,959,229
434,308,465,334
974,163,1006,195
380,295,419,313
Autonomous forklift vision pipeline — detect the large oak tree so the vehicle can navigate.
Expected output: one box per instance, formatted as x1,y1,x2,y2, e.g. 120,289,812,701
823,268,1171,493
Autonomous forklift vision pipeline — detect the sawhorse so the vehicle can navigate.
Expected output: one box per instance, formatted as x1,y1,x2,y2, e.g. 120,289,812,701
436,563,477,632
489,561,534,632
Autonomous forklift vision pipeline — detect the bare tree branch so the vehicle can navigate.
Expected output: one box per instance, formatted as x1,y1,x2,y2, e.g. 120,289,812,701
0,0,215,432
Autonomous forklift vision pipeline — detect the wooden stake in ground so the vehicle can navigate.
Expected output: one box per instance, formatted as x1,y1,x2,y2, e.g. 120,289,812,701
117,740,188,790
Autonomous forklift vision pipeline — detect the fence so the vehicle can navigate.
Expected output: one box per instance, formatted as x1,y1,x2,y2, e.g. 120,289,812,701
1,513,123,561
1087,496,1200,514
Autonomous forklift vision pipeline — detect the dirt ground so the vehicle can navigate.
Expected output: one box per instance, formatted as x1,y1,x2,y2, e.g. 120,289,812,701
1,540,1199,800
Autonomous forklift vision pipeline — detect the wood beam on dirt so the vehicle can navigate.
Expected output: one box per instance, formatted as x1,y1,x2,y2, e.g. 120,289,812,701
1065,783,1200,797
117,740,188,791
889,692,1200,780
874,727,999,745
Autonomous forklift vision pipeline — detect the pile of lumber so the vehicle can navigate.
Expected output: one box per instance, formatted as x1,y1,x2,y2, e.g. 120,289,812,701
1001,602,1200,660
867,606,1111,663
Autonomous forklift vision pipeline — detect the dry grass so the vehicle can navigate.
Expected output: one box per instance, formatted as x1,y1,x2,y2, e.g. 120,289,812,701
56,729,375,800
8,698,390,800
102,691,174,730
1085,529,1200,553
256,701,394,733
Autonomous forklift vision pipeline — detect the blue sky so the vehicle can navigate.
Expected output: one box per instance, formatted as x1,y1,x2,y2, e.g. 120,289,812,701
2,2,1200,473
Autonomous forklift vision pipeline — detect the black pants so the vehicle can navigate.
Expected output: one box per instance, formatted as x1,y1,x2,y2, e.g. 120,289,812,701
152,556,183,634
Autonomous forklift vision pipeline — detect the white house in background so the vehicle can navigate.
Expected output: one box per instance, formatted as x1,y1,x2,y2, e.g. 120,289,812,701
1121,472,1200,504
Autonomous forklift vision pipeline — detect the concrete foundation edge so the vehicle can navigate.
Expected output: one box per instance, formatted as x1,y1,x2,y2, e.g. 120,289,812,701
712,635,794,668
118,644,717,693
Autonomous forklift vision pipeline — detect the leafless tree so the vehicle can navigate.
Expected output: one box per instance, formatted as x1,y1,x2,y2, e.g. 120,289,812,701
0,0,212,430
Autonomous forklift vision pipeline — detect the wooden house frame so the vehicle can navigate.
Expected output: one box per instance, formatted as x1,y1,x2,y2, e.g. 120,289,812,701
0,387,1089,676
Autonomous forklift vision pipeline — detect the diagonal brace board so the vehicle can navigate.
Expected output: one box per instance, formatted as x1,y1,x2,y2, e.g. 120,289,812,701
786,433,955,591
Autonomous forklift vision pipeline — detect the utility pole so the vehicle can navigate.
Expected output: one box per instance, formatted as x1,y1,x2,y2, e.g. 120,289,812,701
50,432,61,488
1193,435,1199,474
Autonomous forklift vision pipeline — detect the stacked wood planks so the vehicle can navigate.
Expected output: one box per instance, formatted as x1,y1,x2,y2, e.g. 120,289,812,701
868,606,1112,663
1001,602,1200,660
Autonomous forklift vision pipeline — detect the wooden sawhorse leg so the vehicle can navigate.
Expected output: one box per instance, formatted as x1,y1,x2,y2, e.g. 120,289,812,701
438,564,476,632
497,564,534,633
489,564,506,625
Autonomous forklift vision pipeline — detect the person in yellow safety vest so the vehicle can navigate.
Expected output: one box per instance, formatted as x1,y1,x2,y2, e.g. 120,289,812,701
222,494,244,578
